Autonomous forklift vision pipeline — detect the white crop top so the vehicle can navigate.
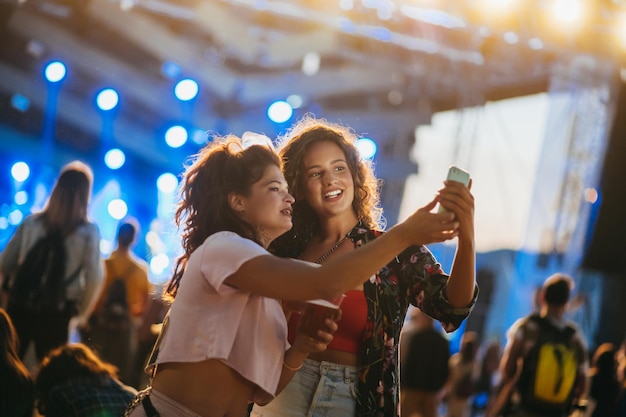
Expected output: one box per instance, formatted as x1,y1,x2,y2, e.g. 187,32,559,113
154,231,288,403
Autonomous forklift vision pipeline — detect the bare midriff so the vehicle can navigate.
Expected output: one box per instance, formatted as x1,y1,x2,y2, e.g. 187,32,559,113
307,349,360,366
151,359,254,417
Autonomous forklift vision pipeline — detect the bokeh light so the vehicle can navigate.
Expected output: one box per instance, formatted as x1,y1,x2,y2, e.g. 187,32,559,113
44,61,67,83
107,199,128,220
11,162,30,182
165,125,188,148
157,173,179,194
96,88,119,111
174,78,199,101
267,101,293,123
14,191,28,205
356,138,378,160
150,253,170,275
104,148,126,170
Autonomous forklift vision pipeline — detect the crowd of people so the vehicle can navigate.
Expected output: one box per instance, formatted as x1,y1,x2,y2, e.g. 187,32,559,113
1,115,626,417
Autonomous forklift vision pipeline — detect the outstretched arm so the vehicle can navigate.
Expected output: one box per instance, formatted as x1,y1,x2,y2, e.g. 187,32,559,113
228,198,462,302
438,179,476,307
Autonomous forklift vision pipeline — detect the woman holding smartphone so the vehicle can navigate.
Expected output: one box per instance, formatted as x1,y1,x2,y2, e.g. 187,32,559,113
252,116,478,417
124,134,463,417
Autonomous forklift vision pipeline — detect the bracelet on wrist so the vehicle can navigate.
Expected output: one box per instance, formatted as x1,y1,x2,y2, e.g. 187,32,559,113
282,360,303,371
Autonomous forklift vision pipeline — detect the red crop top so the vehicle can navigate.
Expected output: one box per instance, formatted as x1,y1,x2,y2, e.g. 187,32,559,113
287,289,368,354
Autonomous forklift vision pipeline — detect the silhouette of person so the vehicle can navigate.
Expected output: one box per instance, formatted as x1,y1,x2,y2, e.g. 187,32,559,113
0,161,103,361
587,343,620,417
486,273,588,417
35,343,136,417
88,220,151,385
400,308,450,417
0,307,35,417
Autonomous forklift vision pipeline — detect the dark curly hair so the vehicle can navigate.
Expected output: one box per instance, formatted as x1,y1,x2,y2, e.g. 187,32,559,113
164,135,281,299
270,115,383,258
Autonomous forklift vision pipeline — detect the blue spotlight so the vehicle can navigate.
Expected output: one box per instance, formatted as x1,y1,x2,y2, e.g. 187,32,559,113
96,88,119,111
11,161,30,182
104,148,126,170
174,79,199,101
161,61,182,79
356,138,377,160
14,191,28,205
150,253,170,276
157,173,179,194
8,209,23,226
107,199,128,220
11,93,30,112
191,128,208,145
165,125,188,148
44,61,67,83
267,100,293,123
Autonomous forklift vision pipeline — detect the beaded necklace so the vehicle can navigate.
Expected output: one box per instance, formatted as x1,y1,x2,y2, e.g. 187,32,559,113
315,235,350,264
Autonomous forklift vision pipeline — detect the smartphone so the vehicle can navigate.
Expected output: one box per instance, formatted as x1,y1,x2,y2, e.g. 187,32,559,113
438,165,470,213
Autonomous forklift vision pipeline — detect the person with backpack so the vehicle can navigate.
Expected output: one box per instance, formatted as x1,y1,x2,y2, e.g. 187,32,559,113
486,273,588,417
0,161,103,362
400,308,451,417
87,220,151,386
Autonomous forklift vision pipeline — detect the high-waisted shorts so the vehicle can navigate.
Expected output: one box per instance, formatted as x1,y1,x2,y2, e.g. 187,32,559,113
251,358,359,417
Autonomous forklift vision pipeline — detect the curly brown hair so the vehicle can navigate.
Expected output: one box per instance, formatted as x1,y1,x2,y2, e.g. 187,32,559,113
270,115,383,258
164,135,281,299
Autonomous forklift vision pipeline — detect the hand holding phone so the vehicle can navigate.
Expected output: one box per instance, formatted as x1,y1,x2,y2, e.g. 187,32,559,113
438,165,470,213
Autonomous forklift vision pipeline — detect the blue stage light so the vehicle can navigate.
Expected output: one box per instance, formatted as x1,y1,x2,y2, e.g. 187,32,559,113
11,162,30,182
8,209,23,226
356,137,377,160
107,198,128,220
267,100,293,123
104,148,126,170
10,93,30,112
14,191,28,205
44,61,66,83
174,78,199,101
162,61,182,79
157,173,178,194
96,88,119,111
150,253,170,276
165,125,188,148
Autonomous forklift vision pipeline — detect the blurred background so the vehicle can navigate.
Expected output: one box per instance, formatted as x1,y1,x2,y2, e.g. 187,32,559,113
1,0,626,351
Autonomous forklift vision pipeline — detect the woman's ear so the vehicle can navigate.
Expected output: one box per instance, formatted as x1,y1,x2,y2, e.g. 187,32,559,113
228,192,245,213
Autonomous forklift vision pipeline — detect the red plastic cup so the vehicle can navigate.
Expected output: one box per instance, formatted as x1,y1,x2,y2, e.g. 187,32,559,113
298,295,345,338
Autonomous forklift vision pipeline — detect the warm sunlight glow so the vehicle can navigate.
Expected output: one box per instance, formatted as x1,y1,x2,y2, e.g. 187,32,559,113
551,0,584,25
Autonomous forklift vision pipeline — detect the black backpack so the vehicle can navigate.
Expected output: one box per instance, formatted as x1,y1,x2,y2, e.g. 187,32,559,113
97,265,132,331
7,231,71,313
517,315,579,416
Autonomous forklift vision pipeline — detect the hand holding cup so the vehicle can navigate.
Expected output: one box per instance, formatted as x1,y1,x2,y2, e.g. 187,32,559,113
298,295,345,338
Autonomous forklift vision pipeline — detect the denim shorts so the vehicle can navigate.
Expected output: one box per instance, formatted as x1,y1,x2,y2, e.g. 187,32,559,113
251,358,359,417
